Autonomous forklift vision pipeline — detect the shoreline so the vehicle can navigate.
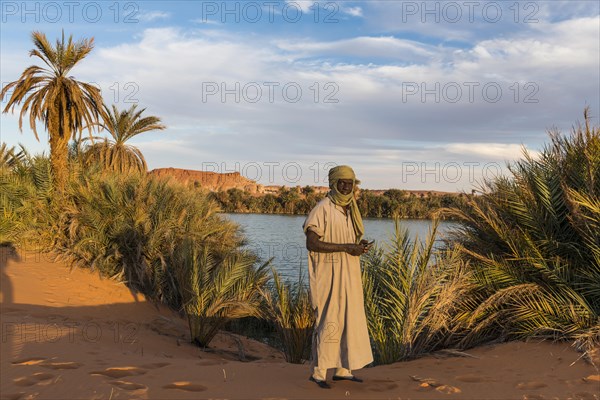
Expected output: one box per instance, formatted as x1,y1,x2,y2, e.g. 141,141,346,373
220,210,458,221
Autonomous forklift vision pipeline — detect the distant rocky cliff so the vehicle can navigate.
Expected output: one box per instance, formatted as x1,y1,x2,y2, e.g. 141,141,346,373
149,168,262,194
149,168,454,197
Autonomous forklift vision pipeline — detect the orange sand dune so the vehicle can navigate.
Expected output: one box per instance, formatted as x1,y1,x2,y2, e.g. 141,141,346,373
1,246,598,400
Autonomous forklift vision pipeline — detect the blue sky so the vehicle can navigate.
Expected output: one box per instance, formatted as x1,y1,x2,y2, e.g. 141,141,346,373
1,1,599,191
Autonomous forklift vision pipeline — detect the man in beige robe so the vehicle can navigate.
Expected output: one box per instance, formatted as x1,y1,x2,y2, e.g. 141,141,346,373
303,165,374,389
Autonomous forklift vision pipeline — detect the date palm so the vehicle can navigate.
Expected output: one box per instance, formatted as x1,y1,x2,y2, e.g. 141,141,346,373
0,143,26,170
362,221,471,364
444,108,600,352
173,240,270,348
261,268,314,363
83,104,166,174
1,31,103,191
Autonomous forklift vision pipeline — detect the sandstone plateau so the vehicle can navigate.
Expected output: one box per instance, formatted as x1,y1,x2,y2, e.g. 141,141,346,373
149,168,454,197
149,167,263,194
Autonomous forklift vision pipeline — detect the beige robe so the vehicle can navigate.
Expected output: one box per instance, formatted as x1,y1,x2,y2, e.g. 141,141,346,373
303,197,374,371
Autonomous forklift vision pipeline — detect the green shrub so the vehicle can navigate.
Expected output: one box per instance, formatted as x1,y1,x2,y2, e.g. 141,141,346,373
0,146,54,245
173,240,270,347
444,109,600,351
50,171,242,308
362,220,471,364
261,269,314,363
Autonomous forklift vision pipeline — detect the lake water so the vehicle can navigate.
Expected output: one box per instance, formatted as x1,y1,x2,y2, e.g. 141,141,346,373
223,213,457,283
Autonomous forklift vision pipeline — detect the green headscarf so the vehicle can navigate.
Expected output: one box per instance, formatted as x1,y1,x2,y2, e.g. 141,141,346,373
327,165,364,243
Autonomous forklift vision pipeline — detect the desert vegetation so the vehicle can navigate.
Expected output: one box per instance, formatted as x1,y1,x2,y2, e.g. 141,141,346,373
210,186,469,219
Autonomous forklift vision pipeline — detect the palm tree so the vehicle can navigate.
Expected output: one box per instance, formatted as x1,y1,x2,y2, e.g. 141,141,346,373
443,108,600,352
362,220,471,364
1,31,103,191
261,268,314,363
0,143,26,170
83,104,166,174
173,240,270,347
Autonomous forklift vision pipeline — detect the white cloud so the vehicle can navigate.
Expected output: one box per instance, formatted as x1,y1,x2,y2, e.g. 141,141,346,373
276,36,435,61
444,143,539,160
343,7,363,17
366,0,599,42
79,20,593,187
138,11,171,22
191,18,220,25
285,1,313,13
285,1,363,18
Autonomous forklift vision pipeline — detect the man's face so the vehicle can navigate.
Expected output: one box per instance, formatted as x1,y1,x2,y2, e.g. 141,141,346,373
336,179,354,195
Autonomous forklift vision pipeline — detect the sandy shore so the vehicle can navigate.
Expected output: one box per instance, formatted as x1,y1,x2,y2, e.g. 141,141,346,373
1,246,598,400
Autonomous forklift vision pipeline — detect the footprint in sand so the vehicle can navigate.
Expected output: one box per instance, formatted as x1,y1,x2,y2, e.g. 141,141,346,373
2,393,26,400
12,357,47,366
366,379,398,392
13,372,55,387
109,380,147,391
574,392,598,399
163,381,207,392
435,385,462,394
516,381,548,390
40,361,82,370
410,376,462,394
90,366,147,378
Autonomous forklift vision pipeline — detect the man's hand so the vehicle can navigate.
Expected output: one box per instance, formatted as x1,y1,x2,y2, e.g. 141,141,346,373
345,240,374,256
359,239,374,251
345,244,364,256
